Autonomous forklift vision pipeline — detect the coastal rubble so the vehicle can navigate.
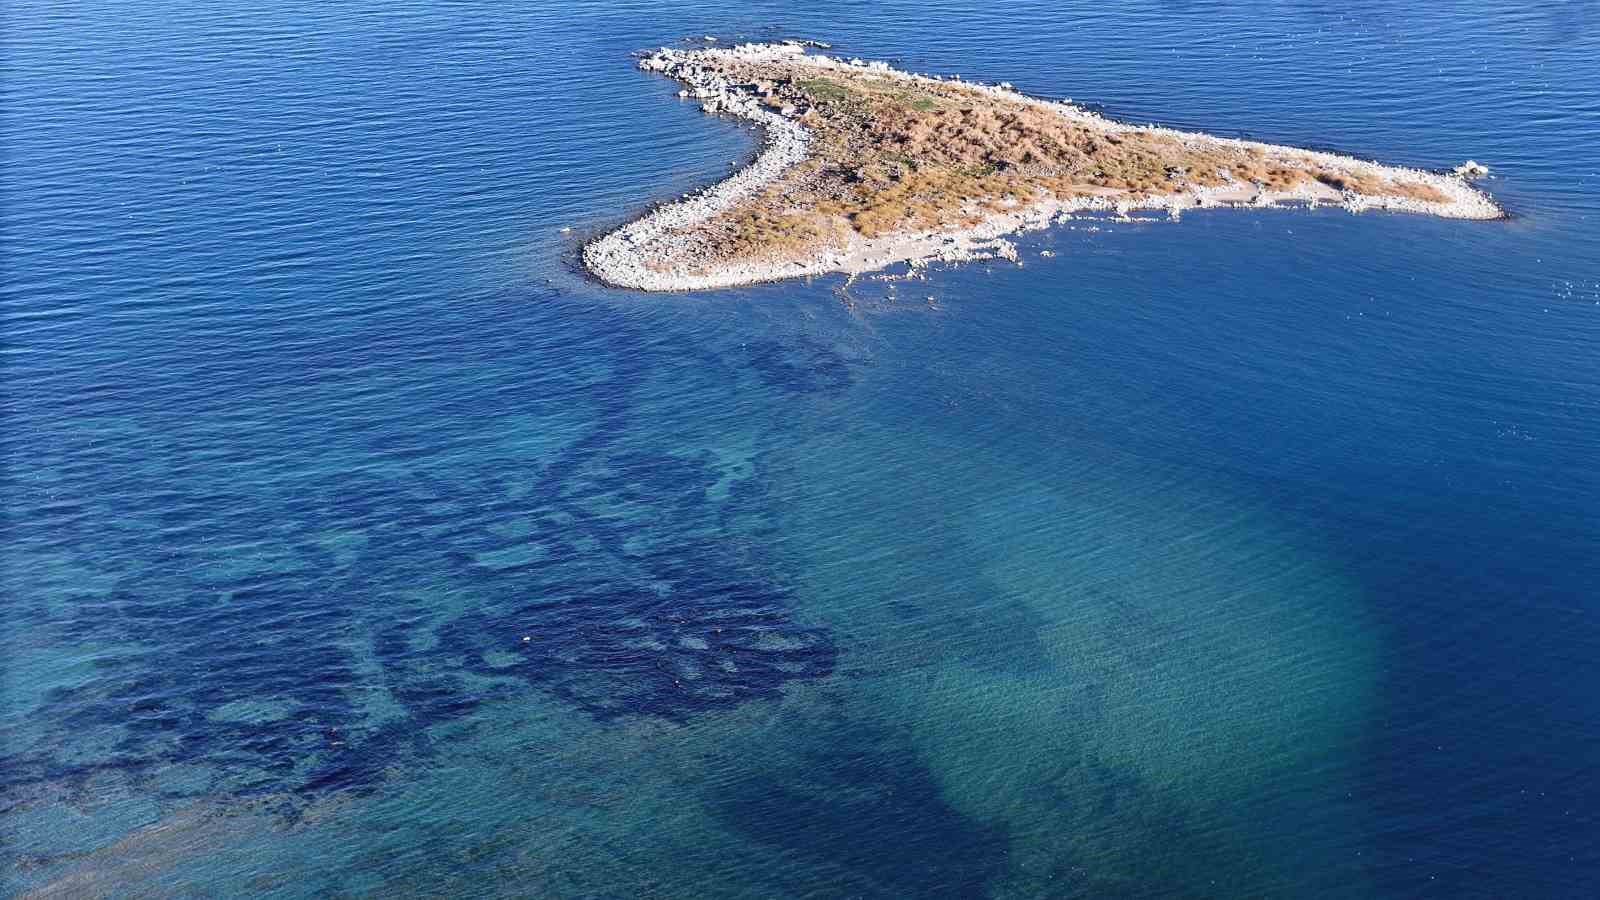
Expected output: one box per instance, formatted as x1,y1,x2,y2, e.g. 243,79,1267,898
588,43,1502,292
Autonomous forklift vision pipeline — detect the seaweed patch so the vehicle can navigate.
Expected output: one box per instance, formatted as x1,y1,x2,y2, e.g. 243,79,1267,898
0,301,836,811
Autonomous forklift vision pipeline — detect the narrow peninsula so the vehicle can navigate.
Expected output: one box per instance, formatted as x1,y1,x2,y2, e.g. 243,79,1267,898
585,42,1501,291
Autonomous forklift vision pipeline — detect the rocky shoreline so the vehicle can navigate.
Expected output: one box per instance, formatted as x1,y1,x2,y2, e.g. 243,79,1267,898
584,42,1502,293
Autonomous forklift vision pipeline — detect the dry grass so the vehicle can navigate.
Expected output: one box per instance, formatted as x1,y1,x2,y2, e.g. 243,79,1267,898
654,59,1453,265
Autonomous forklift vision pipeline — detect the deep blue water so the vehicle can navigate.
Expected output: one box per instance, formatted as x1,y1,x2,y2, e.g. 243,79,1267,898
4,1,1599,896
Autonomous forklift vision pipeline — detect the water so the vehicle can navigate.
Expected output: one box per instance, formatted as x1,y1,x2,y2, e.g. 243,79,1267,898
4,1,1598,896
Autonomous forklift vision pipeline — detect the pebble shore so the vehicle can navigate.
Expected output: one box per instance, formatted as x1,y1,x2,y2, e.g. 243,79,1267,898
584,42,1502,292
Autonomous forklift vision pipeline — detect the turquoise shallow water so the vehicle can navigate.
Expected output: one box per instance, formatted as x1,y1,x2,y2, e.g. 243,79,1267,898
4,1,1599,896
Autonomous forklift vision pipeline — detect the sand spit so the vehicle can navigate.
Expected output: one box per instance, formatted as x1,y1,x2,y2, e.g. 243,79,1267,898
584,42,1501,292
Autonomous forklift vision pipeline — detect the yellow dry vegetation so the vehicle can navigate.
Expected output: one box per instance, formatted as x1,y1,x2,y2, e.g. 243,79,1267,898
659,61,1451,266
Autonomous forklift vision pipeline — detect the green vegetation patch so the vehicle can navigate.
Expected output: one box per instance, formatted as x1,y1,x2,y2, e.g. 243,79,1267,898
797,78,851,103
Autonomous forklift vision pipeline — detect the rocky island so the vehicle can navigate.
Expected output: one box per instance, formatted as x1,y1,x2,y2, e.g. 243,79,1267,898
585,42,1501,292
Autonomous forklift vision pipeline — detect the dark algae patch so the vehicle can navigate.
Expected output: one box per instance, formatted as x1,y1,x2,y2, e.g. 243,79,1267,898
712,723,1009,898
436,563,836,721
746,336,856,396
0,291,840,812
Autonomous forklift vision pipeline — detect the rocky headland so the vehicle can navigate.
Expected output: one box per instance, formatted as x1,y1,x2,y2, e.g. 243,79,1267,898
584,42,1501,292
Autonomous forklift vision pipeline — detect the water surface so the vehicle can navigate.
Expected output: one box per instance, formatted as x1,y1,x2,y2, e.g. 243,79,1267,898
4,1,1599,896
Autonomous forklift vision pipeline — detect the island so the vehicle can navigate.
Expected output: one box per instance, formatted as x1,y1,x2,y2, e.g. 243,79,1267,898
584,42,1501,292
